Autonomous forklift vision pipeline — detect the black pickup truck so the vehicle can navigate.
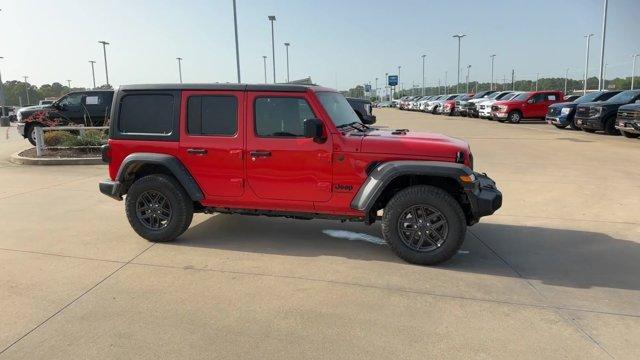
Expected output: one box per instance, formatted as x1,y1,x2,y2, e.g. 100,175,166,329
16,90,114,145
574,90,640,135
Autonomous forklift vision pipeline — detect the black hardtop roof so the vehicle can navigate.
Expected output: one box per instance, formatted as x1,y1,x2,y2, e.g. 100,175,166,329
118,83,330,92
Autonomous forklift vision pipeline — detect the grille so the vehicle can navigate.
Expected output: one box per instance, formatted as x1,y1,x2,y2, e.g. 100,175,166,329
491,105,500,112
575,106,590,117
617,109,639,121
479,105,485,110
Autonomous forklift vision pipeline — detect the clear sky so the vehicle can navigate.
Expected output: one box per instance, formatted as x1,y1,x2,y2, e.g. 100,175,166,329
1,0,638,90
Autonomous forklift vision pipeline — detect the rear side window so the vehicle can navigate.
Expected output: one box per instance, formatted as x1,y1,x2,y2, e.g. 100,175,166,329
118,94,174,134
546,94,557,101
255,97,315,137
187,96,237,136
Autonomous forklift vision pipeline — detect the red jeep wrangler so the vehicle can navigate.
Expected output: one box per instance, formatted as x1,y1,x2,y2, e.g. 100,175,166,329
99,84,501,265
491,90,564,123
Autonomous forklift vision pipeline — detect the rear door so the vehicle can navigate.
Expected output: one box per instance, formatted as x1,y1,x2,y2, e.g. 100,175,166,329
83,92,113,125
178,90,245,198
245,91,332,202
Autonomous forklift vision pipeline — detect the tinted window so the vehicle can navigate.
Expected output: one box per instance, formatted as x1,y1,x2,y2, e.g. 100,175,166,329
118,94,174,134
606,90,640,103
187,96,237,136
514,92,532,101
255,97,315,137
546,94,557,101
58,93,83,108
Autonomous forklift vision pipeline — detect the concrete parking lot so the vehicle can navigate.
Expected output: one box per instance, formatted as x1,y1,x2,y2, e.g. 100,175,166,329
1,110,639,359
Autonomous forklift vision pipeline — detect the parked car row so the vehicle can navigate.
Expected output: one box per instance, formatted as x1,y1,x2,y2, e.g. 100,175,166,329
395,88,640,140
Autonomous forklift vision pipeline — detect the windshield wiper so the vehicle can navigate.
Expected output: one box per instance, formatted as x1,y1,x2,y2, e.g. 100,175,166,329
337,121,372,132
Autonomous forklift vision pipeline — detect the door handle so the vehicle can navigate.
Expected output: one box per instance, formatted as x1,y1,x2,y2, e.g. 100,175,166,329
249,150,271,160
187,148,208,155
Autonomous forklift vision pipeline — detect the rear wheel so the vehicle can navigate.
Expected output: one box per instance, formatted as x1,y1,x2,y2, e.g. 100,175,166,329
125,174,193,242
583,128,596,133
569,118,580,130
27,124,41,146
382,185,466,265
553,124,567,129
622,131,640,138
507,111,522,123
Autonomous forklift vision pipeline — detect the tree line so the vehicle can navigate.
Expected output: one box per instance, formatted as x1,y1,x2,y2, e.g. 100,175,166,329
1,81,112,106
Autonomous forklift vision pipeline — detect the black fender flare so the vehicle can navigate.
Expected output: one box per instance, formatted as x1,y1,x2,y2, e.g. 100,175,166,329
350,160,473,212
116,153,204,201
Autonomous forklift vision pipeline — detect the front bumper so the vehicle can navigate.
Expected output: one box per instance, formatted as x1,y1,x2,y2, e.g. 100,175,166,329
465,173,502,225
616,119,640,134
545,116,567,126
492,112,508,120
575,116,603,130
99,180,123,200
16,123,26,137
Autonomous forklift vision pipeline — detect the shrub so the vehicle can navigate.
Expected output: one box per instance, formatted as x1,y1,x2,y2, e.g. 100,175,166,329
43,131,75,146
60,129,108,147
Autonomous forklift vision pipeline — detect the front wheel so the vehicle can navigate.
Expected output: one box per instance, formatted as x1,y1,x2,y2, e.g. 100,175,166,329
583,128,596,133
125,174,194,242
382,185,466,265
27,124,41,146
622,131,640,138
507,111,522,123
553,124,567,129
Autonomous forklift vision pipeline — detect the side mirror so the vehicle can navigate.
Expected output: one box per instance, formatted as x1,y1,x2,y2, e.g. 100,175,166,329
303,118,324,141
361,114,377,125
527,99,534,104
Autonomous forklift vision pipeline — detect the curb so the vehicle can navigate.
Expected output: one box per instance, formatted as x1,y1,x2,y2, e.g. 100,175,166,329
10,152,105,166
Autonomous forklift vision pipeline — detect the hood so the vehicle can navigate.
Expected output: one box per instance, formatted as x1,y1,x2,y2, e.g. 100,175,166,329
18,104,52,113
493,99,524,107
549,101,578,109
359,129,469,161
579,100,627,108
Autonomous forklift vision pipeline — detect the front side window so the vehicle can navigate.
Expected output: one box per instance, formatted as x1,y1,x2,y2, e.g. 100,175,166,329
58,93,83,108
316,92,361,128
255,97,315,137
118,94,174,135
187,95,237,136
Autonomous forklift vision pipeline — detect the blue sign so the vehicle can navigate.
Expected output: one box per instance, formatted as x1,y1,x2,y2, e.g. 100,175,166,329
364,84,372,92
388,75,398,86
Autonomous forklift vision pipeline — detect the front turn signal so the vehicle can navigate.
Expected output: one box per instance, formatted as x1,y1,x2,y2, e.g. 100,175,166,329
459,174,476,184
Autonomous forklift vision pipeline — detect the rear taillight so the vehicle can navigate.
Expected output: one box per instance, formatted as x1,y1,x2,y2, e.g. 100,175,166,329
101,144,111,163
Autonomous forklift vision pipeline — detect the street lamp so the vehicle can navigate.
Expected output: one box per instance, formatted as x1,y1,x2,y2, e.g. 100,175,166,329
444,71,448,95
583,34,594,94
176,57,183,83
398,65,402,93
564,68,570,94
262,56,268,83
89,60,96,89
375,77,378,100
268,15,276,83
385,72,389,100
98,41,110,86
232,0,241,83
452,34,466,93
598,0,608,91
535,72,539,91
284,42,290,83
631,54,639,90
0,56,5,117
489,54,496,90
23,76,30,105
421,54,426,96
466,65,471,93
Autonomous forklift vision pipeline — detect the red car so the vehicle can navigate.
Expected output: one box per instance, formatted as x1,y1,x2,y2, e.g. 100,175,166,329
99,84,501,265
491,91,564,123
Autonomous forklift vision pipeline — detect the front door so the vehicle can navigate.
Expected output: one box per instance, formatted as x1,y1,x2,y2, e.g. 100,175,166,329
245,92,332,202
525,93,547,118
178,90,245,198
56,93,86,125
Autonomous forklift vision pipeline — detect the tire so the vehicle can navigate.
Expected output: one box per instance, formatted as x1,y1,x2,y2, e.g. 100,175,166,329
507,111,522,123
382,185,466,265
553,124,567,129
569,118,580,130
604,117,620,135
583,128,596,133
622,131,640,138
125,174,194,242
27,124,41,146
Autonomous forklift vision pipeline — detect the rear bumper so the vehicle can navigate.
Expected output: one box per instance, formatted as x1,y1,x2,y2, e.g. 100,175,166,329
465,173,502,225
99,180,123,200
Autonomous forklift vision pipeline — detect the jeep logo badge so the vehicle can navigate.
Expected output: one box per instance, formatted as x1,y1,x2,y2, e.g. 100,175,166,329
334,184,353,192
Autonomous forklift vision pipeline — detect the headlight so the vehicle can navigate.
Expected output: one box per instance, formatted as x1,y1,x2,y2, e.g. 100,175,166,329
561,107,572,115
591,107,603,117
498,105,508,112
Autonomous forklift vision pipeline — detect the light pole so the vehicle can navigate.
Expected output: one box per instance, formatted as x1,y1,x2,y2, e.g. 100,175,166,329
98,41,110,86
232,0,241,83
535,73,539,91
631,54,639,90
385,72,389,100
465,65,471,93
268,15,276,83
598,0,608,91
374,77,378,100
511,69,515,91
603,63,608,89
176,57,183,83
262,56,268,83
67,80,72,89
421,54,426,96
398,66,402,93
583,34,594,94
0,56,5,117
444,71,448,95
284,42,290,83
23,76,30,105
89,60,96,89
452,34,466,93
564,68,569,94
489,54,496,90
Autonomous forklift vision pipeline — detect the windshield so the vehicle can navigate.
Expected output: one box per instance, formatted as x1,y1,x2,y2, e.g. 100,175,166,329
606,90,640,103
316,92,362,127
513,92,532,101
456,94,471,100
574,92,606,103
